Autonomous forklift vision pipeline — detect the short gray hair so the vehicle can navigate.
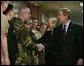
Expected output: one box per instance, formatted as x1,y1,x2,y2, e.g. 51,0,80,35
58,7,71,19
18,7,29,15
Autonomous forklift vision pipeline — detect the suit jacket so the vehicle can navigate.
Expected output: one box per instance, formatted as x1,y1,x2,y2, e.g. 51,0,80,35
51,21,83,65
37,30,57,65
37,30,53,48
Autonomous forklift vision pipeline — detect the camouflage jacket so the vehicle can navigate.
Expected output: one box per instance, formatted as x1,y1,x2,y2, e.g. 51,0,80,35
11,17,42,65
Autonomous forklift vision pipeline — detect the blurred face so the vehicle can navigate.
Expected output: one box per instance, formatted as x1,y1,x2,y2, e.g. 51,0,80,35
2,1,9,11
48,21,55,29
40,25,47,34
31,20,38,29
57,11,68,24
22,8,31,22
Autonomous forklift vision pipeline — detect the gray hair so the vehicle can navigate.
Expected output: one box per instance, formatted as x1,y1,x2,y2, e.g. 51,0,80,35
58,7,71,19
18,7,29,15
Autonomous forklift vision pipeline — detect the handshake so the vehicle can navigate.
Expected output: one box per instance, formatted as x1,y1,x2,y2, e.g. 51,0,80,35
36,43,45,52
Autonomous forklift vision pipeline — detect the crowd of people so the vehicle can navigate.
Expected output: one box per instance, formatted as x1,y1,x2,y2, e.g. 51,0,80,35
1,1,83,65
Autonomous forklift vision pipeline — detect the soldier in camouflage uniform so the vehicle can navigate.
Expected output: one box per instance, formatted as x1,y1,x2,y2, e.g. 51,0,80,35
11,7,44,65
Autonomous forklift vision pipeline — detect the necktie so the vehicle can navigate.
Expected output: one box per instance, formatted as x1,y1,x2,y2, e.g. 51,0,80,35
62,25,66,41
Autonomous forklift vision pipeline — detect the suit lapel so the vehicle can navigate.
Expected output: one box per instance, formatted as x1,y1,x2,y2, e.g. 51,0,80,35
58,24,63,42
65,22,73,41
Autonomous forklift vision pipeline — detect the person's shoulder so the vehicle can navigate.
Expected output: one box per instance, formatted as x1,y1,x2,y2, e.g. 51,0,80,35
70,22,83,31
12,17,21,21
54,24,62,31
45,30,51,34
1,13,8,21
12,17,23,24
1,13,5,18
71,22,83,29
1,13,9,25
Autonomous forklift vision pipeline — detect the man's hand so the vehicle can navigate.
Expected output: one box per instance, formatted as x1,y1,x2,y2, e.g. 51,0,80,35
5,57,10,65
1,58,5,65
36,43,45,52
1,57,10,65
77,58,83,65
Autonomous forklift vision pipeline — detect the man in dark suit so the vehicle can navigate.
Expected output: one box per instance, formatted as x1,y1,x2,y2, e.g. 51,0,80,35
37,19,57,65
52,7,83,65
37,30,56,65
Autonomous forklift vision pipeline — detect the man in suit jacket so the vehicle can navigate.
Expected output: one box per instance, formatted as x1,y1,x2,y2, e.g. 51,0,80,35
37,20,57,65
52,7,83,65
37,30,56,65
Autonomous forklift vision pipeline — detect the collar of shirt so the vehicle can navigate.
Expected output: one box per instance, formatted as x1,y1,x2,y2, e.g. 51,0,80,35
63,20,71,33
31,29,41,39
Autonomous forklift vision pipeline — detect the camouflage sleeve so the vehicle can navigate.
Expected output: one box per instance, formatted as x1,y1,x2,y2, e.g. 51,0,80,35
23,36,37,51
14,22,26,35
